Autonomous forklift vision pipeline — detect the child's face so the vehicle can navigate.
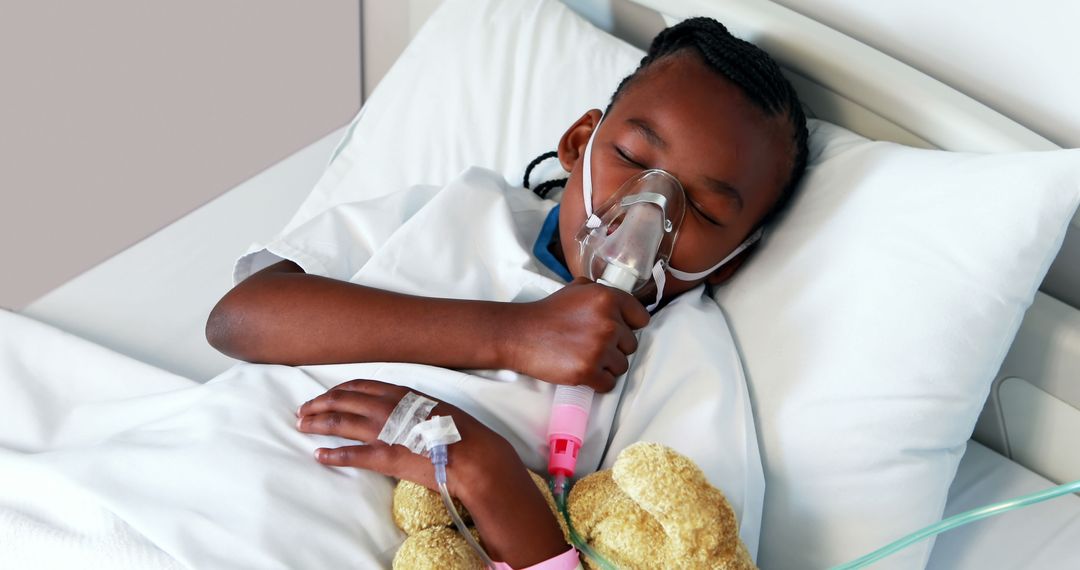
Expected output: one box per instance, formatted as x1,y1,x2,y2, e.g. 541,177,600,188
556,51,792,304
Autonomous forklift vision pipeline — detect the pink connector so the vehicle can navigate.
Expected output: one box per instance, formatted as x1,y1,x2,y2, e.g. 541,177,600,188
547,386,593,478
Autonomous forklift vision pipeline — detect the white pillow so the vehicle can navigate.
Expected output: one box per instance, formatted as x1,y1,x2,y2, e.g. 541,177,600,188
283,0,641,234
279,0,1080,567
714,119,1080,568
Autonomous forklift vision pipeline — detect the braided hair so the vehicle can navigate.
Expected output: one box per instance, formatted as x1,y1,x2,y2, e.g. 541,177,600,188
525,16,809,228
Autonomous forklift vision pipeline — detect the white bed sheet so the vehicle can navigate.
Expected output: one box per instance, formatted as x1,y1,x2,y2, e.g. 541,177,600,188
0,307,408,568
0,226,764,568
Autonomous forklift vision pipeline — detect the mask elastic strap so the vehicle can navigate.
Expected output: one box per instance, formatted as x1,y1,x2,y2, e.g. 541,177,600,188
646,260,667,312
647,228,764,311
666,228,764,282
582,115,604,229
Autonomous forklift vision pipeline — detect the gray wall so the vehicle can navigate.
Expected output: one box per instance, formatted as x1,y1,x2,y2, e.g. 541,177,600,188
0,0,361,309
361,0,444,100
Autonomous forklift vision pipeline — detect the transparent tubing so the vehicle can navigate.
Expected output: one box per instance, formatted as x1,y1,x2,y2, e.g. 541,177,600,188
431,445,496,569
830,477,1080,570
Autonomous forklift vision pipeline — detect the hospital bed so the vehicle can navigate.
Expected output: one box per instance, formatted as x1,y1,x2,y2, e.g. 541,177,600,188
12,0,1080,567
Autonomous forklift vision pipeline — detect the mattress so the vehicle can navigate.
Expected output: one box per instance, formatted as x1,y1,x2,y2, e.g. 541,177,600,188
925,440,1080,569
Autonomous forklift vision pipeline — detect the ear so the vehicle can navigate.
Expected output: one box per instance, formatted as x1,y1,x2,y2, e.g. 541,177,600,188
557,109,603,172
704,245,755,286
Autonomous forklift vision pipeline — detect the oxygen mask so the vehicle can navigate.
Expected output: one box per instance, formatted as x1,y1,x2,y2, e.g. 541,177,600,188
576,169,685,294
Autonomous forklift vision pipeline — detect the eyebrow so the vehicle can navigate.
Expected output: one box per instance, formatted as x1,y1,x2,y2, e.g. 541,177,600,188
627,117,668,150
626,117,745,212
705,177,745,212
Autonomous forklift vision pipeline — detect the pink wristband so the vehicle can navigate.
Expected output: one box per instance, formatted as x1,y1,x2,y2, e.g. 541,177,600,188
492,546,582,570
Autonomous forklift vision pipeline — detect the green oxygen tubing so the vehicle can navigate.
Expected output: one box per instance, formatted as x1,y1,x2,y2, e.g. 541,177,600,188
830,476,1080,569
551,479,619,570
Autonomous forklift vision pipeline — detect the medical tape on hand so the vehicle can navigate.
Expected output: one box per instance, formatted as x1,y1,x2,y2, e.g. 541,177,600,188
402,415,462,455
377,391,437,447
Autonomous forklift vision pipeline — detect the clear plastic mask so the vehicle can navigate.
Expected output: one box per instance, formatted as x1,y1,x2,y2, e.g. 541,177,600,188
575,169,686,293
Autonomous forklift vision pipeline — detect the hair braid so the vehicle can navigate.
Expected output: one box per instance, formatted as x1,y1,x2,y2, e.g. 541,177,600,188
522,149,568,199
523,150,558,190
532,176,568,199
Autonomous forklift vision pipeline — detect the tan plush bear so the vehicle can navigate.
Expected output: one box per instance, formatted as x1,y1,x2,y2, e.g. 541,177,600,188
568,442,756,570
391,471,568,569
390,442,755,570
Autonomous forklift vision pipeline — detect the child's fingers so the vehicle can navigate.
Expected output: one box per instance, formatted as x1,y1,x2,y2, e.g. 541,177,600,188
297,388,395,422
314,443,433,487
297,411,382,442
615,325,638,355
331,378,400,396
616,292,651,329
602,349,630,378
589,368,618,393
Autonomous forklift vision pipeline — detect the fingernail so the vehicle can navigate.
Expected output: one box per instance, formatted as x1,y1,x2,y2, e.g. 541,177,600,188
296,417,303,430
295,405,302,417
314,449,325,461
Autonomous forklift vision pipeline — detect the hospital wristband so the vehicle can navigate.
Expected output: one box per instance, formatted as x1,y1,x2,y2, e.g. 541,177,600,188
492,546,582,570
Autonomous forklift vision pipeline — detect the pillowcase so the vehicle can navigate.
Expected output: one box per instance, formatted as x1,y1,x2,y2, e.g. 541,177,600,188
271,0,1080,567
277,0,641,236
714,119,1080,568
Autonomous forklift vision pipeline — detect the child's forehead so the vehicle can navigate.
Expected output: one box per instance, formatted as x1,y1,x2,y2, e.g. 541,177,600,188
613,51,769,124
606,53,787,161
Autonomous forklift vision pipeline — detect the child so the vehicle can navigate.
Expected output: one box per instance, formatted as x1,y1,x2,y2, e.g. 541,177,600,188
210,16,807,569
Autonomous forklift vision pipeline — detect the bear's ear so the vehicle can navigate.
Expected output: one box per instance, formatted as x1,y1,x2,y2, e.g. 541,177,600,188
392,480,468,534
392,527,484,570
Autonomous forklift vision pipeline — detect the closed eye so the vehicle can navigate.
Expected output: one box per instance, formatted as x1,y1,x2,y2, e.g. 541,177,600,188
614,145,645,168
690,200,724,226
616,145,724,226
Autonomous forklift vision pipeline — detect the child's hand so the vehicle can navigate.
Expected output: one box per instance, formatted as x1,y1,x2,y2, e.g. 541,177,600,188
296,380,515,501
296,380,569,566
506,277,650,392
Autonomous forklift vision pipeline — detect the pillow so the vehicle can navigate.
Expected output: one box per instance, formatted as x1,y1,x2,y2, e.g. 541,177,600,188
277,0,642,236
714,119,1080,568
269,0,1080,567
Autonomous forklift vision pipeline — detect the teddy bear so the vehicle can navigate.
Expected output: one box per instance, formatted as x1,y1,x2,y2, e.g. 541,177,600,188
390,442,756,570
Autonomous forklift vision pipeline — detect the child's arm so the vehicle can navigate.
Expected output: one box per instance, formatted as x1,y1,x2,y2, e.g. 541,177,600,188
207,260,649,391
297,380,571,567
